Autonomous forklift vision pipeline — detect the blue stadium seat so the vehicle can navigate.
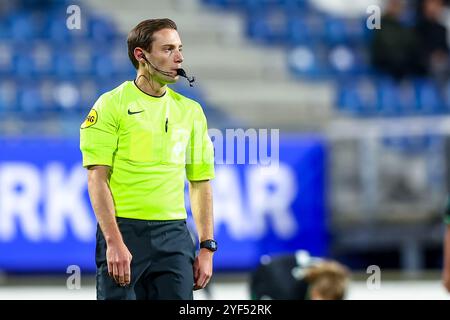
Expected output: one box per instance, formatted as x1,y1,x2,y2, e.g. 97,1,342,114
323,16,366,45
30,42,54,76
287,14,320,45
0,80,18,113
38,78,58,112
323,16,348,45
0,42,15,76
88,16,118,42
92,50,117,78
336,84,363,116
78,79,100,110
336,78,377,116
376,78,401,116
54,51,76,78
395,80,417,115
18,83,44,113
413,79,445,115
288,46,325,78
327,45,365,77
53,81,82,112
14,50,35,78
9,12,35,40
246,11,288,44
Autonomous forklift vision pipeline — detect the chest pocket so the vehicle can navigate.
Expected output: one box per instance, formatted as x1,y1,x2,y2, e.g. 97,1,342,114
162,123,190,165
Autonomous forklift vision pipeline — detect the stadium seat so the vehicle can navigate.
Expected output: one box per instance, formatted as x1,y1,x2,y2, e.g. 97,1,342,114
88,16,118,42
376,78,402,117
287,14,321,45
246,10,288,44
0,42,15,75
53,81,82,112
336,78,377,116
0,80,18,113
30,42,54,76
413,79,445,115
288,45,325,78
18,83,44,113
9,12,35,40
327,45,360,77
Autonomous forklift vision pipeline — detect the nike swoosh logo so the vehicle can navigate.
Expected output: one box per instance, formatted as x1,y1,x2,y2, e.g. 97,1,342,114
128,109,144,115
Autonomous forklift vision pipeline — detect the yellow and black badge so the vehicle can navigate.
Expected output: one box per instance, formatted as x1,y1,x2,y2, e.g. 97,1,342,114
81,109,98,129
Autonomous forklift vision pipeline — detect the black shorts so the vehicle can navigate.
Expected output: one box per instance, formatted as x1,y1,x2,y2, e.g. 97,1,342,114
95,217,196,300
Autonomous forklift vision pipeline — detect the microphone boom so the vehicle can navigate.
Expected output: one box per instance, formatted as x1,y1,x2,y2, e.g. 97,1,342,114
177,68,195,87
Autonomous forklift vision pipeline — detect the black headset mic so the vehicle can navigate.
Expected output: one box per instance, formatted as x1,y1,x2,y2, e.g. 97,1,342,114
141,55,195,87
176,68,195,87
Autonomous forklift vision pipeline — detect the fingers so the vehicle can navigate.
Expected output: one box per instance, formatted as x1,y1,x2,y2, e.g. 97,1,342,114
108,261,113,278
193,260,200,283
194,271,212,290
110,261,131,287
116,258,132,286
112,261,119,284
124,258,131,285
118,262,125,286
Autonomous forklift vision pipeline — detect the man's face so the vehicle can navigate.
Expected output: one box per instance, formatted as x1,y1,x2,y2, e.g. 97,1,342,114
147,28,184,84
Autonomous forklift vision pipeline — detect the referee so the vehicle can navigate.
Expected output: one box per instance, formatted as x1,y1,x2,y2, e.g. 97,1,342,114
79,19,217,300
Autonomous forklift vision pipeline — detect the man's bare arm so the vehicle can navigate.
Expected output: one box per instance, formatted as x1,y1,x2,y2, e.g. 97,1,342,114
189,180,214,290
189,180,214,242
87,165,132,286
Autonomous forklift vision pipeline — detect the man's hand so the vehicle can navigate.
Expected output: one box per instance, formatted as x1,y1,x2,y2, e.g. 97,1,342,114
106,240,133,286
193,248,213,290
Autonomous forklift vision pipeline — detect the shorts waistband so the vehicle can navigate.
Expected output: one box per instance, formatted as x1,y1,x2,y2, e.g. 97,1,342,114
116,217,186,225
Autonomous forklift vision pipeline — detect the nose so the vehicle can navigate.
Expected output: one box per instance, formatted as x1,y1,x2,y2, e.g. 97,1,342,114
175,50,183,64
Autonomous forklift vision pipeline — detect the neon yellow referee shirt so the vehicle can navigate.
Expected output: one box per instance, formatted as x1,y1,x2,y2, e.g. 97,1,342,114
79,80,215,220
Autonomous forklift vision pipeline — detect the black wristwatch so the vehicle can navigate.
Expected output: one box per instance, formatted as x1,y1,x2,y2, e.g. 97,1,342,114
200,239,218,252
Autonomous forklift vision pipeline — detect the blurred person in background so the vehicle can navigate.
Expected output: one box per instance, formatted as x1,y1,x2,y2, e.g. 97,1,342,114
416,0,450,84
370,0,422,80
80,18,216,300
250,251,350,300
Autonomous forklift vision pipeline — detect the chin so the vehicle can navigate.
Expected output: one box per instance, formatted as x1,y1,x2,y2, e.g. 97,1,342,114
165,76,179,84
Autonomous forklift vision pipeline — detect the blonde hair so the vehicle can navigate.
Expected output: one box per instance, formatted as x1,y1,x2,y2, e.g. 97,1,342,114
305,261,350,300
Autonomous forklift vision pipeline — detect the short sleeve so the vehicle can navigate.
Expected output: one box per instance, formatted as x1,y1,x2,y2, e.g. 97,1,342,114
185,105,215,181
79,94,119,168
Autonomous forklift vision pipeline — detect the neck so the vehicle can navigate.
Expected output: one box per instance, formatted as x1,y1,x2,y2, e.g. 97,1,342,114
135,70,167,97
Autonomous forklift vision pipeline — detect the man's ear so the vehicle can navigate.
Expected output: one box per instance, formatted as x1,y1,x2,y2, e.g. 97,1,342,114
134,47,145,63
